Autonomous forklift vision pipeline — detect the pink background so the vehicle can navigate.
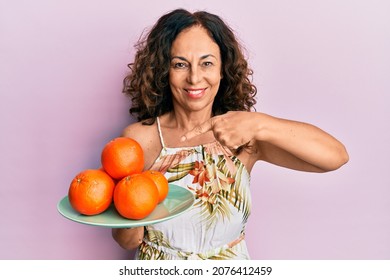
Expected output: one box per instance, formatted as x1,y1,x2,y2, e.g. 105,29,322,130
1,0,389,259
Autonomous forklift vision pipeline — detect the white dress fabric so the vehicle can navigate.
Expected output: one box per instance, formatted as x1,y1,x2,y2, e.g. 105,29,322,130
135,117,252,260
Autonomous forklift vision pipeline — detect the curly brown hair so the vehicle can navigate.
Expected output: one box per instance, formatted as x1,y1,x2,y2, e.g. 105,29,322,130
123,9,257,125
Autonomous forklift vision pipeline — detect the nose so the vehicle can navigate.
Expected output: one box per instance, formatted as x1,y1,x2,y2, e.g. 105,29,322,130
187,65,202,84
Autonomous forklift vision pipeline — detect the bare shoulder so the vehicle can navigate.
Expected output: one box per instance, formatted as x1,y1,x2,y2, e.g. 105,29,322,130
122,121,154,139
121,120,162,170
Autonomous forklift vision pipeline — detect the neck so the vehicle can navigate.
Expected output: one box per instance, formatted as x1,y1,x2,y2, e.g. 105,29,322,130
167,108,213,131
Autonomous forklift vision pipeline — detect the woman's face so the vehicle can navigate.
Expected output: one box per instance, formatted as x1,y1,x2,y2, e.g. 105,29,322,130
169,26,222,114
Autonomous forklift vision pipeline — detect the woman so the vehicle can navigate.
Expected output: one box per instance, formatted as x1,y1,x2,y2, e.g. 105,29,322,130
112,9,349,260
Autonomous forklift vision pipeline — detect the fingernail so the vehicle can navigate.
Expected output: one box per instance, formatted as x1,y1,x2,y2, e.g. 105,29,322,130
180,136,186,142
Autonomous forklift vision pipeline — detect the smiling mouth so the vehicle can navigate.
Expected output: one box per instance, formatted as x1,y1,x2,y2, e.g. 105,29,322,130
185,88,206,98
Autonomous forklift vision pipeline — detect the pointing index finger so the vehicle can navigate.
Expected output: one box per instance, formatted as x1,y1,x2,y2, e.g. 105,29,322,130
180,118,214,142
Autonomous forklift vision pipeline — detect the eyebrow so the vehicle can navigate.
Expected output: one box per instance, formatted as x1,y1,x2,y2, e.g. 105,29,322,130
170,54,217,61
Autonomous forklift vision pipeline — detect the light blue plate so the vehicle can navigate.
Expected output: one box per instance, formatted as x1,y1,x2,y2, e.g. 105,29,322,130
57,184,194,228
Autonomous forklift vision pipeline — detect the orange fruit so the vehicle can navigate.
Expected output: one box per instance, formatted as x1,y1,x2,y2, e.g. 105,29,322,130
101,137,144,180
143,170,169,203
114,173,159,220
68,169,115,215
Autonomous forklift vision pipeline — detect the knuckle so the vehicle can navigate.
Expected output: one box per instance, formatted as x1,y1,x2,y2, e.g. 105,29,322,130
219,135,229,144
214,130,223,139
194,125,203,135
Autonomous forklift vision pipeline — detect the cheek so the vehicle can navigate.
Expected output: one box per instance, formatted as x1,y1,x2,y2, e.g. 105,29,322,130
211,66,223,83
210,72,222,87
168,71,174,86
168,74,182,100
168,71,182,88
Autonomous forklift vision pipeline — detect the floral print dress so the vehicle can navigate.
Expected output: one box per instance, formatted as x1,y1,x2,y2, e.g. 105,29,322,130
135,117,252,260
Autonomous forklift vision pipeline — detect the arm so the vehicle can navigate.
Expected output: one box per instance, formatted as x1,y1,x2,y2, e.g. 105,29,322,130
253,113,349,172
111,121,158,250
181,111,349,172
112,227,144,250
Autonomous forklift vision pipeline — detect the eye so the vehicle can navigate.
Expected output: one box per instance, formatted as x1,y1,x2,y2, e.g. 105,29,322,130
202,61,214,67
172,62,188,69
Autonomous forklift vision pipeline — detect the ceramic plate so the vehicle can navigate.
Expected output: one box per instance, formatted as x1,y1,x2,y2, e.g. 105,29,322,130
57,184,194,228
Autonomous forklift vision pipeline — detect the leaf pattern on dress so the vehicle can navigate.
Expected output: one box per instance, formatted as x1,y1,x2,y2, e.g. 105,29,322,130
138,228,242,260
140,141,251,260
138,229,173,260
208,248,238,260
184,146,250,230
151,148,197,173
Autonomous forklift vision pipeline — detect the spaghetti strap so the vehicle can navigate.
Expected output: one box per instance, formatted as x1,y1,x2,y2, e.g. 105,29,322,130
156,117,166,148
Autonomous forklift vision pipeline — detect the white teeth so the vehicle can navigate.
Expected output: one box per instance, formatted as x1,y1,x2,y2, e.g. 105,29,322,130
187,89,203,95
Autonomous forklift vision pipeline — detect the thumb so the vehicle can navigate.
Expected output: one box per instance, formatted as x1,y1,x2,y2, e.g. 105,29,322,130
180,119,214,142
